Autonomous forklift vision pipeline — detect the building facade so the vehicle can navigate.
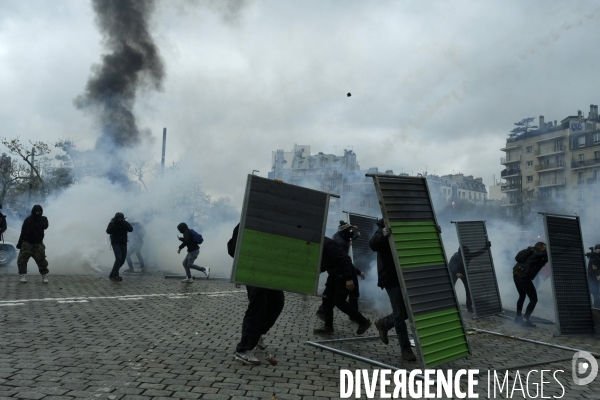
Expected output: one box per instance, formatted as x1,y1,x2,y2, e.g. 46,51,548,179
426,173,488,205
500,105,600,214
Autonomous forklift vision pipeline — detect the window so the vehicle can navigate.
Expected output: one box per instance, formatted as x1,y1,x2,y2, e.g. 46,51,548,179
469,192,472,199
527,175,533,182
526,161,533,168
526,146,533,153
578,172,584,184
594,133,600,143
462,192,466,198
578,136,586,147
595,151,600,160
579,154,585,162
594,170,600,179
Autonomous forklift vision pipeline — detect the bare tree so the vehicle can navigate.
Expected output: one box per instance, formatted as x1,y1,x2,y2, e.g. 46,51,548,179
2,137,51,195
129,157,154,191
0,154,30,204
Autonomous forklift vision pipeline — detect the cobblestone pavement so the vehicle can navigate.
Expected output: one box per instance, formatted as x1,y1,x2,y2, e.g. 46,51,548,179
0,273,598,400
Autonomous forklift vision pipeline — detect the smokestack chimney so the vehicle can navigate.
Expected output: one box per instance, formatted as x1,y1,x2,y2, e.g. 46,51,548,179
578,110,582,119
161,127,166,173
539,115,545,129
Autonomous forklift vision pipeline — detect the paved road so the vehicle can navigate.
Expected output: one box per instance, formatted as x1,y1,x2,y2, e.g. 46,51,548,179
0,273,598,399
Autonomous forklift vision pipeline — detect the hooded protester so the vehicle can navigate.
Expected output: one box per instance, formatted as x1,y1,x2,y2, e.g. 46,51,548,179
125,219,146,273
106,212,133,281
448,242,491,313
229,224,285,366
316,221,365,322
369,218,416,361
585,244,600,308
16,204,49,283
177,222,209,282
513,242,548,327
313,237,372,336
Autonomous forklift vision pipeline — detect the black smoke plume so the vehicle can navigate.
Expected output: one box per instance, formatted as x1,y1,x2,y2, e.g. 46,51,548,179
75,0,164,152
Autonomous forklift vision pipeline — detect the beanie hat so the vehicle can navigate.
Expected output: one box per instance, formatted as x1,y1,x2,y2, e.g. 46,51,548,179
595,244,600,250
338,220,352,232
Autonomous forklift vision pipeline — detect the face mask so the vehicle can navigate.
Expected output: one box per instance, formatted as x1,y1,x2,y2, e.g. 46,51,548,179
595,249,600,254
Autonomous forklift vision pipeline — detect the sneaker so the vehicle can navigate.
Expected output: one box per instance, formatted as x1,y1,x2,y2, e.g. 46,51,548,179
256,335,266,350
42,274,49,284
401,346,417,361
140,267,147,273
204,267,210,280
313,325,334,334
316,309,325,322
109,276,122,282
235,351,261,366
521,319,536,328
181,277,193,283
20,275,27,283
356,318,372,335
375,318,389,345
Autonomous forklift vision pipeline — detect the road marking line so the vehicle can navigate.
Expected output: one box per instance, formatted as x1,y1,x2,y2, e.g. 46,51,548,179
57,300,89,303
0,303,25,306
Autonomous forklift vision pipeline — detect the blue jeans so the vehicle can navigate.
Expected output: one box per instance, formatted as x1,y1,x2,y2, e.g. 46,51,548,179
383,286,411,348
182,249,205,278
110,244,127,277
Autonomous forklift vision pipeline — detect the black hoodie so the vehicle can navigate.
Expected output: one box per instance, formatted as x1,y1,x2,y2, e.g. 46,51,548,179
17,205,49,246
178,223,199,253
369,218,400,289
106,213,133,245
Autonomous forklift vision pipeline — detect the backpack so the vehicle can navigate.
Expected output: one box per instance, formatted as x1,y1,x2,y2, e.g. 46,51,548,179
189,229,204,245
515,248,533,263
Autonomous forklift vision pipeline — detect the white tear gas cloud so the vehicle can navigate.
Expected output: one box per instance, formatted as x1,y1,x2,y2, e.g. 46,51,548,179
26,162,239,277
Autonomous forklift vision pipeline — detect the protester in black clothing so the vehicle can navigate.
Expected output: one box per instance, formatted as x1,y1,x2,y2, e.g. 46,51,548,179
513,242,548,327
448,242,491,313
177,223,209,282
369,218,416,361
106,212,133,281
585,244,600,308
125,220,146,272
313,237,372,335
229,224,285,366
316,221,365,322
16,205,49,283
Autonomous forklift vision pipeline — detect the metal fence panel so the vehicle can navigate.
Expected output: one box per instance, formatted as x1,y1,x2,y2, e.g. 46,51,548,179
230,175,331,295
453,221,503,319
543,214,595,335
347,213,378,273
369,175,470,368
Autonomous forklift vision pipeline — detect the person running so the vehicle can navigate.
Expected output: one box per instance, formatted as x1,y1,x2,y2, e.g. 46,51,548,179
16,205,49,283
125,219,146,273
229,224,285,366
448,242,491,313
317,221,365,322
106,212,133,281
313,237,372,336
177,223,209,282
369,218,416,361
513,242,548,327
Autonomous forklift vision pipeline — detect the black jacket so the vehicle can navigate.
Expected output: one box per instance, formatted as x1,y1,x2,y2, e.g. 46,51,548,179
333,231,362,277
587,252,600,279
448,244,490,276
106,218,133,245
17,205,48,246
0,212,6,236
178,223,199,253
513,249,548,280
320,237,355,281
369,219,400,289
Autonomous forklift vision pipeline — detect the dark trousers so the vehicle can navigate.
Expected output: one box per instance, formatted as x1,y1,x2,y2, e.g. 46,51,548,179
323,274,367,327
514,275,538,319
319,276,360,313
451,273,472,311
236,286,285,352
381,285,411,348
110,244,127,277
589,278,600,309
126,242,145,270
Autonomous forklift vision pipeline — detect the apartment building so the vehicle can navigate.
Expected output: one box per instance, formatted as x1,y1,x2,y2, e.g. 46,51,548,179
501,105,600,212
426,173,488,204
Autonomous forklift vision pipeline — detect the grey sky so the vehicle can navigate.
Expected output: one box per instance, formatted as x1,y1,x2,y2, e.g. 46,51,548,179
1,0,600,208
